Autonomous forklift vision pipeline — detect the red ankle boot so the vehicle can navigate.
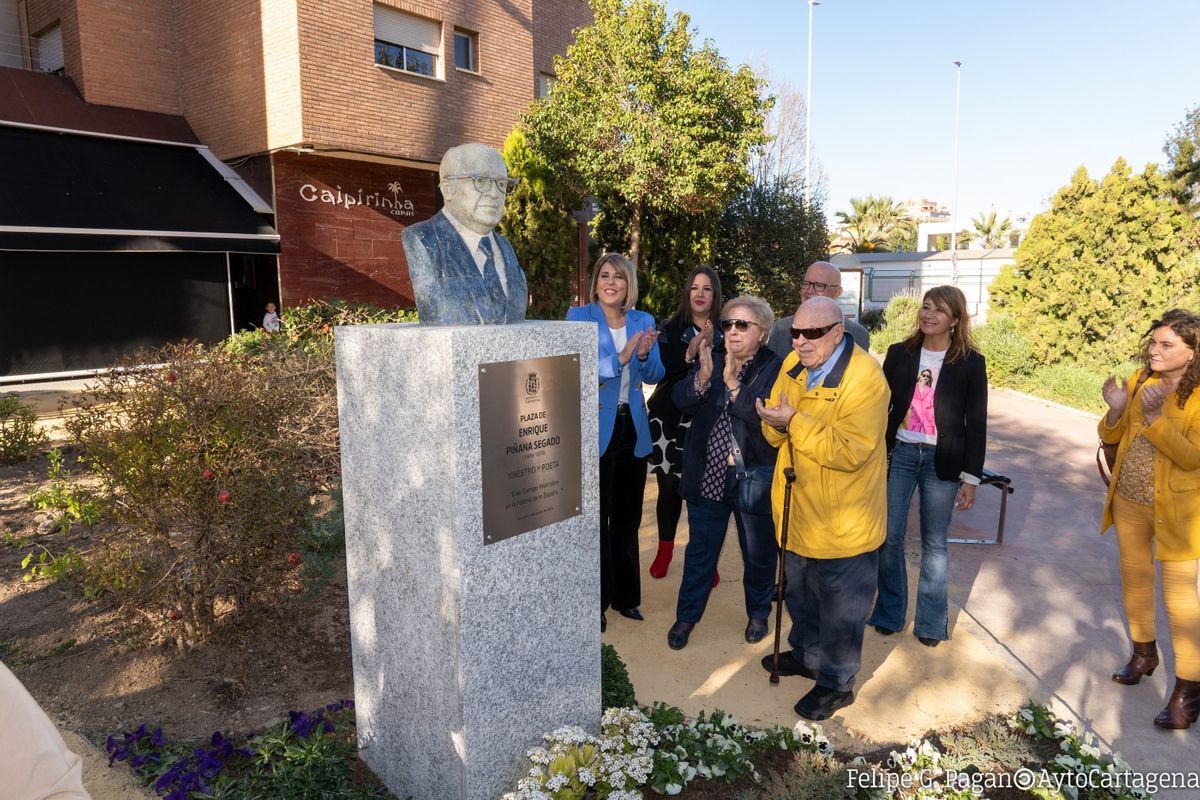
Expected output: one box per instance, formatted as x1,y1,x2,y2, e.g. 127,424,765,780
1112,640,1158,685
1154,677,1200,729
649,540,673,579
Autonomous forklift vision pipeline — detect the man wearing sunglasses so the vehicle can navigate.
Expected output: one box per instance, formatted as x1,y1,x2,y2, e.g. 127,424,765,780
756,296,889,721
402,143,528,325
766,261,869,360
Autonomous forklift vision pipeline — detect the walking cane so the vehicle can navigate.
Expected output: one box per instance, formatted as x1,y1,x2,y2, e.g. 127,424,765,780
769,466,797,685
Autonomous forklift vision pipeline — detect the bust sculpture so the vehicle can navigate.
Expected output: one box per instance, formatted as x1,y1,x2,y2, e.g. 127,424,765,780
401,143,529,325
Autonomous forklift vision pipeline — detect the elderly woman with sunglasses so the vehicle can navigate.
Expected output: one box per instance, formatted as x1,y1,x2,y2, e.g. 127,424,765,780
666,296,783,649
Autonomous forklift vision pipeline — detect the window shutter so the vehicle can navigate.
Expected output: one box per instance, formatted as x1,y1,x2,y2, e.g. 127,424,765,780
373,6,440,55
37,24,64,73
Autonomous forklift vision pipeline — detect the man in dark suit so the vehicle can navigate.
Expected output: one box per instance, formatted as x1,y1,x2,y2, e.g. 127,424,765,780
402,143,528,325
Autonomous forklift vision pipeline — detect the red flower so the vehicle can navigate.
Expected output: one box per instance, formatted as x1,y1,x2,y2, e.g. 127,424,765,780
287,552,302,567
202,469,214,480
217,490,232,504
165,372,177,383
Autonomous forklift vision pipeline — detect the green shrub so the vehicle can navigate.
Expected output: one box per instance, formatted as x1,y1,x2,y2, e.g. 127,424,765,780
736,750,858,800
1026,362,1108,413
974,315,1034,380
938,714,1038,774
869,290,920,354
0,393,46,464
601,643,636,708
65,341,342,647
279,299,417,356
27,448,102,534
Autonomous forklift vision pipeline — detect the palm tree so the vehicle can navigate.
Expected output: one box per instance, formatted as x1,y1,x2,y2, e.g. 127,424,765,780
835,195,915,253
969,210,1017,248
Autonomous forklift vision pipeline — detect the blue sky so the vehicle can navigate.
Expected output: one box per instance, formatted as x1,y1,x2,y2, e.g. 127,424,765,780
667,0,1200,224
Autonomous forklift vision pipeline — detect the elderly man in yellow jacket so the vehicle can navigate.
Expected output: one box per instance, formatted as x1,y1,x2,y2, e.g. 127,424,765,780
756,296,888,721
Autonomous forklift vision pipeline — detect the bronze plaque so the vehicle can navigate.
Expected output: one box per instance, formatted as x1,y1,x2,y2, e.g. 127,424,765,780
479,354,583,544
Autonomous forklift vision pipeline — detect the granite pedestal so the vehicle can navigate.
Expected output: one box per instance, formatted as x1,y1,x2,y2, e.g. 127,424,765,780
335,321,600,800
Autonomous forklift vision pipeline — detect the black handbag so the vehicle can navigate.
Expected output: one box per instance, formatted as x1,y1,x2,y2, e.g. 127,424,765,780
732,459,775,515
728,357,776,515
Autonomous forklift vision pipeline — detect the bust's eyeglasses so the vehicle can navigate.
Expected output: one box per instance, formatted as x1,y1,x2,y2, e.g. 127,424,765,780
800,280,836,292
790,322,841,340
443,175,521,195
720,318,757,332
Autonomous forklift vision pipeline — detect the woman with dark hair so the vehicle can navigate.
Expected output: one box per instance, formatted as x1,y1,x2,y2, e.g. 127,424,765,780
1100,309,1200,730
646,265,723,579
666,295,783,649
867,285,987,646
566,253,665,632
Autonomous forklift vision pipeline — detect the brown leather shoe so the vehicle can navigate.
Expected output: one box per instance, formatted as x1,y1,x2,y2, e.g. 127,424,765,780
1112,640,1158,685
1153,677,1200,730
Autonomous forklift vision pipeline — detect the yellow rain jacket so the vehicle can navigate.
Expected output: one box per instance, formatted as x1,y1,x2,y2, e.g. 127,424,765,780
762,341,889,559
1099,372,1200,561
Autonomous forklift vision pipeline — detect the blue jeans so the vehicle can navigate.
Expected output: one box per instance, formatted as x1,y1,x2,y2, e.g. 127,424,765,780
676,469,778,624
783,548,878,692
868,441,958,640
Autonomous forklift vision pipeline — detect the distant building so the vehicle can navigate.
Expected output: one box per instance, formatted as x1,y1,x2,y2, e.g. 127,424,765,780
856,250,1016,323
0,0,591,380
916,211,1032,252
901,198,950,223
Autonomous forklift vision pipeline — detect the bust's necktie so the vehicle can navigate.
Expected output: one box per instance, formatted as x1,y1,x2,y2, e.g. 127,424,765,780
478,237,506,301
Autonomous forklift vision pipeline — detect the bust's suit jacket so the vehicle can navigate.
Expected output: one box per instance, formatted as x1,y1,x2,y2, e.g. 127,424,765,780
566,302,665,457
401,210,528,324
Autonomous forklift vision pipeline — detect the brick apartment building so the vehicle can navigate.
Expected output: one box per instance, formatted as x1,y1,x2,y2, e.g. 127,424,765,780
0,0,591,379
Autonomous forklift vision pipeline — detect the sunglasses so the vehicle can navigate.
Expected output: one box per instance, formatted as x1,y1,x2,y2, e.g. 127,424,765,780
719,318,757,332
790,322,841,340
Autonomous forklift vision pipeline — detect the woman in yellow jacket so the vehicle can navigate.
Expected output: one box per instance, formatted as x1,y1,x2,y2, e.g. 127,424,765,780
1100,308,1200,730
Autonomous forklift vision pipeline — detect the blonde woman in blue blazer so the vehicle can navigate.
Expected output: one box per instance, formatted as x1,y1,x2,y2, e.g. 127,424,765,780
567,252,665,631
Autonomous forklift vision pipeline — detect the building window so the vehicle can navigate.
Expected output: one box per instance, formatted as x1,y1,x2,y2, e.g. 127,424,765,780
536,72,556,98
373,5,441,78
454,30,477,71
36,23,64,75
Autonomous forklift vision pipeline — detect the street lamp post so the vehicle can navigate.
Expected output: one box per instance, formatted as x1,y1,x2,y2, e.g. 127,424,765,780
571,197,599,306
949,59,962,282
803,0,819,203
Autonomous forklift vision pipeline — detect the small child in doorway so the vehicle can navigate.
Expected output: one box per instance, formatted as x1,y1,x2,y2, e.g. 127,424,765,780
263,302,281,334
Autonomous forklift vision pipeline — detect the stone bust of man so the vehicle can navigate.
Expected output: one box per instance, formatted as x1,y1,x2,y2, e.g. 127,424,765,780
401,143,528,325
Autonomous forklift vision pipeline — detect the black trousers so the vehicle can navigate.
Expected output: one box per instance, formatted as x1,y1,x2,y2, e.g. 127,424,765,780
655,472,683,542
598,406,647,612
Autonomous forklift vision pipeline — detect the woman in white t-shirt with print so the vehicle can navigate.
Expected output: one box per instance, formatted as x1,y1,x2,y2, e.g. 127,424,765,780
867,285,988,646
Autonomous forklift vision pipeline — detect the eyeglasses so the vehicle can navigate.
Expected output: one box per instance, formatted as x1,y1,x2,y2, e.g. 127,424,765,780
800,280,838,292
790,322,841,340
443,175,521,194
720,318,758,332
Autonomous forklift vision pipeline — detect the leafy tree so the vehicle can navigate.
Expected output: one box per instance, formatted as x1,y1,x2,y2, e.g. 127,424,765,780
969,210,1017,248
1164,103,1200,212
835,195,915,253
714,179,828,315
989,159,1200,365
523,0,770,266
592,197,717,319
498,128,579,319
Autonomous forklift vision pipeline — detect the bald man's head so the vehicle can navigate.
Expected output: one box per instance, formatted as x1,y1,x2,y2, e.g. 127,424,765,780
800,261,844,304
791,296,845,369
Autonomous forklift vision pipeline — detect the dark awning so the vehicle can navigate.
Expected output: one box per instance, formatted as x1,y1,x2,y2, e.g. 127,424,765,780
0,124,280,254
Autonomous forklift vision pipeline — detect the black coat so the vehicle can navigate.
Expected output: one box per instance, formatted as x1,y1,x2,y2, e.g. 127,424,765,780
673,346,783,504
883,342,988,481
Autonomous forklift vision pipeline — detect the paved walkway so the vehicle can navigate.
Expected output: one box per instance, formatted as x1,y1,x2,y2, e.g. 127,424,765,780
605,388,1197,796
